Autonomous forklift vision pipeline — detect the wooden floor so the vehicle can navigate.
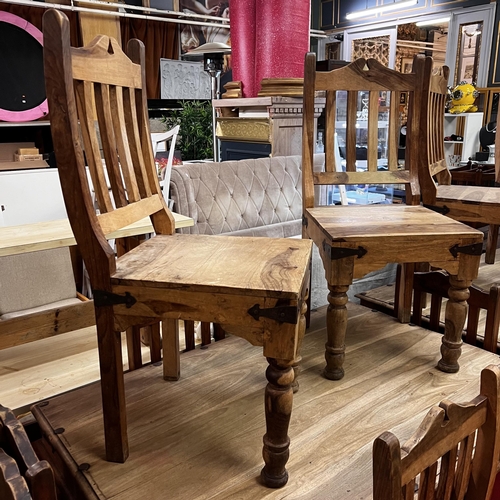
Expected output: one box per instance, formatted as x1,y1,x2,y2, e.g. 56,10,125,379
357,244,500,338
30,304,500,499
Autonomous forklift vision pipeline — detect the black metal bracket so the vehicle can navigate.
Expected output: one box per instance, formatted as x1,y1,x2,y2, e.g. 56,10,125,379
323,241,367,260
93,290,137,308
423,204,450,215
247,304,298,324
302,215,308,228
449,243,483,258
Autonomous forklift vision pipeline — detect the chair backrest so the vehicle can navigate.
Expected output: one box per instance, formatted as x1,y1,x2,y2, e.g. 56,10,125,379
418,65,452,206
0,448,31,500
373,364,500,500
42,9,175,292
302,52,431,210
0,405,57,500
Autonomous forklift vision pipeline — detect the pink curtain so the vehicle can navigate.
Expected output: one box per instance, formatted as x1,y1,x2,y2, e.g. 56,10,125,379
230,0,310,97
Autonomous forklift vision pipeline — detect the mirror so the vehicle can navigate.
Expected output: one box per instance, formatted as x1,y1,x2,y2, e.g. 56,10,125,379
454,21,482,85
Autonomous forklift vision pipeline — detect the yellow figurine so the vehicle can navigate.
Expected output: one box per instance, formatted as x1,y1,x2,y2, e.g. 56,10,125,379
448,81,479,114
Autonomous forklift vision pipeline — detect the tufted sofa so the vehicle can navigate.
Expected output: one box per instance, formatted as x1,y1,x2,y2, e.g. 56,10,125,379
170,155,303,238
169,155,396,308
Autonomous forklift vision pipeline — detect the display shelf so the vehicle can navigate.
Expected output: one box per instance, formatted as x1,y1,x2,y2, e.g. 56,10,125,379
444,112,483,166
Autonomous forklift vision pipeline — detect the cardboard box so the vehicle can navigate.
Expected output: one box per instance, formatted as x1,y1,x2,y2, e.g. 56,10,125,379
0,142,35,162
17,147,39,155
15,154,44,162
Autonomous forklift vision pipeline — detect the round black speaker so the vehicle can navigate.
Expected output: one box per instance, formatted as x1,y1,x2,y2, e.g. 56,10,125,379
0,12,48,122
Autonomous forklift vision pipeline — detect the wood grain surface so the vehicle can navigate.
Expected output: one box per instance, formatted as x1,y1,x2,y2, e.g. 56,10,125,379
32,303,500,499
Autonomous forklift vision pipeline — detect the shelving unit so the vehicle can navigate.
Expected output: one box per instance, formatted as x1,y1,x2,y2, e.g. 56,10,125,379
444,112,483,166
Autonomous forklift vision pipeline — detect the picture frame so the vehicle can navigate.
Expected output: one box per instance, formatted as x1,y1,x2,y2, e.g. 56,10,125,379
401,57,413,74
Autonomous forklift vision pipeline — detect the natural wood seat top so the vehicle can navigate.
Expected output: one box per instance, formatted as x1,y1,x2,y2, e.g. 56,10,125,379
436,184,500,205
306,205,484,240
112,234,312,299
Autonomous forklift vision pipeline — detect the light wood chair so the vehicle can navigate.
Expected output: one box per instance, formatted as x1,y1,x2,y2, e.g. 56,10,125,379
42,9,312,487
302,52,484,381
412,270,500,353
373,364,500,500
0,405,57,500
418,65,500,264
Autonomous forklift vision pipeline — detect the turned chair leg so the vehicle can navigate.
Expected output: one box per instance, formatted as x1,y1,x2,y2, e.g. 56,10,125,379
324,284,349,380
291,295,308,393
438,274,471,373
260,357,294,488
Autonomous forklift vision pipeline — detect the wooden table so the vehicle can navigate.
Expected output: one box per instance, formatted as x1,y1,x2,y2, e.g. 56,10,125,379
0,213,193,257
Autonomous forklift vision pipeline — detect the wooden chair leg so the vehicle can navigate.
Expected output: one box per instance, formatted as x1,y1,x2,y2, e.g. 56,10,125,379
395,263,414,323
486,224,499,264
484,284,500,353
213,324,226,341
126,325,143,371
438,275,471,374
291,296,308,393
260,357,294,488
162,318,180,381
148,322,162,363
324,284,349,381
184,320,195,351
96,310,129,462
200,322,211,346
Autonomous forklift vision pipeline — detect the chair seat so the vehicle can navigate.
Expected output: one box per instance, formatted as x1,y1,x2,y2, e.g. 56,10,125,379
436,184,500,206
306,205,483,279
113,234,312,299
307,205,483,240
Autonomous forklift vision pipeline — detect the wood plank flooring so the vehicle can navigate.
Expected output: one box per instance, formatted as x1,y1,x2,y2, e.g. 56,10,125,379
31,304,500,499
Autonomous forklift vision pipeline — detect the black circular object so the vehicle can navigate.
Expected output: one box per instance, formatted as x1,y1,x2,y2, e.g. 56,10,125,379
0,12,48,121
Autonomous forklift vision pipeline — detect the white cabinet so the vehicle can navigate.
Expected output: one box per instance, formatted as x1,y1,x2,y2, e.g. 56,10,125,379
0,168,67,226
444,112,483,166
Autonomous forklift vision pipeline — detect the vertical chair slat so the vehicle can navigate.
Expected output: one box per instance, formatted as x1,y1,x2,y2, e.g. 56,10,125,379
367,91,379,172
109,85,141,203
123,87,152,199
94,83,128,208
325,90,336,173
346,91,357,172
75,80,114,213
435,448,456,500
387,91,399,171
454,435,475,499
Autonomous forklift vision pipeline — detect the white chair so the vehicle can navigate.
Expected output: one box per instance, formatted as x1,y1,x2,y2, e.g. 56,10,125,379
151,125,180,210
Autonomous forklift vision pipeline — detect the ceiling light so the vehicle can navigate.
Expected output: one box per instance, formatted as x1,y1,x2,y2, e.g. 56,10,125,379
346,0,417,20
415,17,450,27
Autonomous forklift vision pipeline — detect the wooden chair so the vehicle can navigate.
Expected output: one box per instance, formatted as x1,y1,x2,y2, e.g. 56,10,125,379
42,9,312,487
0,405,57,500
412,270,500,353
373,364,500,500
418,65,500,265
302,52,484,381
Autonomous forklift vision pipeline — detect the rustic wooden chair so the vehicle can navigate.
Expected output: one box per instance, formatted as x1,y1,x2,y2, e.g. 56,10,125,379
0,405,57,500
42,9,311,487
302,52,484,381
412,270,500,353
373,364,500,500
418,65,500,264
